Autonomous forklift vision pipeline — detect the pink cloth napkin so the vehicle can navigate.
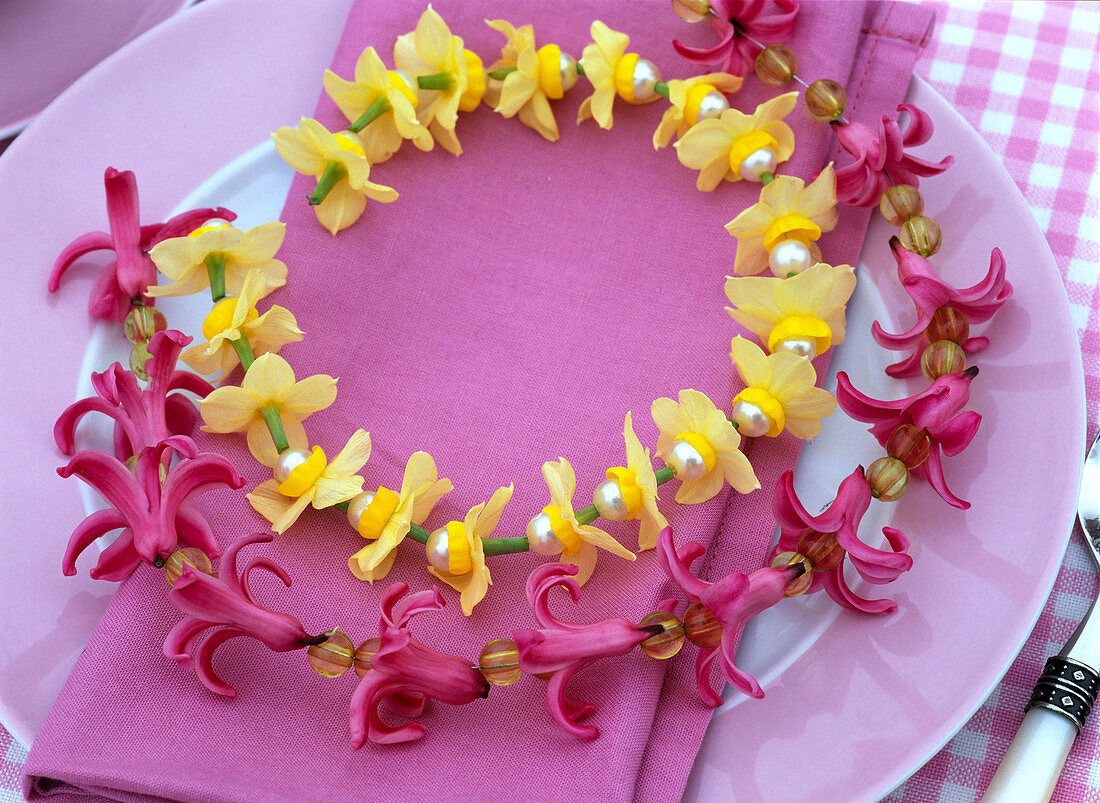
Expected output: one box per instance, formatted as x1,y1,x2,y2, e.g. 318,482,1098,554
24,1,932,801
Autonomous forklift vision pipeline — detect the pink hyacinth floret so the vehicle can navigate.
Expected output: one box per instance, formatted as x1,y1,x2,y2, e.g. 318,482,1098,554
59,435,243,580
349,582,489,747
872,238,1013,377
54,330,214,461
835,368,981,510
47,167,235,321
834,104,953,207
657,528,796,707
769,468,913,614
673,0,799,77
164,532,324,697
513,563,671,739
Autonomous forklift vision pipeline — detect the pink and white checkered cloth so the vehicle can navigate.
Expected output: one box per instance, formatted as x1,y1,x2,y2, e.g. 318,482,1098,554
1,1,1097,800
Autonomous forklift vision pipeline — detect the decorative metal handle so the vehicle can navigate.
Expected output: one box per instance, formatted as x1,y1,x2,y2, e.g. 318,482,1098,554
1027,656,1100,732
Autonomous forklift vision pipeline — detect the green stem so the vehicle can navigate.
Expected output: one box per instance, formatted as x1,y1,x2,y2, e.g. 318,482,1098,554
408,523,431,545
335,500,350,514
349,95,391,133
575,505,599,525
575,62,586,77
655,466,675,485
654,81,670,100
488,66,517,81
230,335,255,372
204,253,227,302
260,404,290,454
417,71,456,92
760,171,775,185
310,162,347,206
483,536,531,556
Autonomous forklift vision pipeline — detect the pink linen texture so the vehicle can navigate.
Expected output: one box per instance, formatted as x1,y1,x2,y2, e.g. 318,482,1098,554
22,1,932,801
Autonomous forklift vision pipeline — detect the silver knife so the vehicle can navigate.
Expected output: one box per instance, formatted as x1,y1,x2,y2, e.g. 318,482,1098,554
982,429,1100,802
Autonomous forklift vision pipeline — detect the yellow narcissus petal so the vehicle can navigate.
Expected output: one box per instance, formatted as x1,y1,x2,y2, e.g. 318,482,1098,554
324,428,372,479
623,411,667,551
349,545,398,583
248,479,313,534
200,385,264,432
577,20,629,130
247,415,308,468
730,336,837,440
560,541,598,585
653,72,742,149
472,484,514,540
315,178,367,236
395,6,467,151
148,222,287,299
541,458,575,513
271,123,326,176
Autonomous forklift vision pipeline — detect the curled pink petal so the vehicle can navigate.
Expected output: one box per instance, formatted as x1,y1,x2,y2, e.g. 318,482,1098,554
61,508,127,576
656,527,710,601
47,231,113,292
527,562,584,631
547,665,598,740
694,648,725,708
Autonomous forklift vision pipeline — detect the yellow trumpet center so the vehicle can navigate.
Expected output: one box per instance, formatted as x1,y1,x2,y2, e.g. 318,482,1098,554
201,297,257,340
187,224,229,238
733,387,786,437
764,214,822,251
728,130,779,174
767,315,833,354
356,486,400,540
674,432,718,472
333,133,365,157
276,446,327,497
612,52,641,102
459,50,486,112
605,466,643,519
683,82,717,126
543,504,582,556
445,521,473,575
388,71,418,108
537,44,564,99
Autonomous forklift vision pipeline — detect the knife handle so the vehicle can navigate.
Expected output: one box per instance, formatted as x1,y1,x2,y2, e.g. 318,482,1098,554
981,657,1099,802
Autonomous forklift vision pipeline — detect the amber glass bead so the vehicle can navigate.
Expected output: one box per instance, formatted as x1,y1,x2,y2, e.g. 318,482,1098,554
900,215,942,256
804,79,847,121
353,637,382,677
683,600,723,648
308,631,354,678
879,184,924,226
770,551,814,597
164,547,212,586
124,305,167,344
886,424,932,469
478,638,523,686
797,530,844,572
866,457,910,501
921,339,967,380
639,611,685,660
755,45,798,87
129,341,153,380
927,306,970,345
671,0,710,22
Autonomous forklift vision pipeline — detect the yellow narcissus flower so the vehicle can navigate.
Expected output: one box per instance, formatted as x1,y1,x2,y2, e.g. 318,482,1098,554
323,45,434,164
485,20,569,143
652,72,742,149
592,411,668,552
674,92,798,191
248,429,372,534
527,457,636,585
271,117,399,235
426,484,514,615
729,336,837,440
724,262,857,358
394,6,470,155
199,352,337,467
181,268,303,381
147,222,287,299
577,20,662,130
347,451,453,583
725,164,839,277
651,389,759,504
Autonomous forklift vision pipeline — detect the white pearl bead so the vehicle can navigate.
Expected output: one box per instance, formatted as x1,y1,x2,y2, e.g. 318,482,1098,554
425,527,452,573
731,400,771,438
665,439,708,481
695,90,729,121
592,479,629,522
202,217,231,228
526,512,564,556
631,58,661,102
738,147,778,182
775,338,818,359
559,52,579,92
768,239,814,277
273,448,311,483
345,491,375,529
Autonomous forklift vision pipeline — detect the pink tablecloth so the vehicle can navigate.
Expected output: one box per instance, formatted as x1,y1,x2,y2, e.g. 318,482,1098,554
1,1,1098,801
